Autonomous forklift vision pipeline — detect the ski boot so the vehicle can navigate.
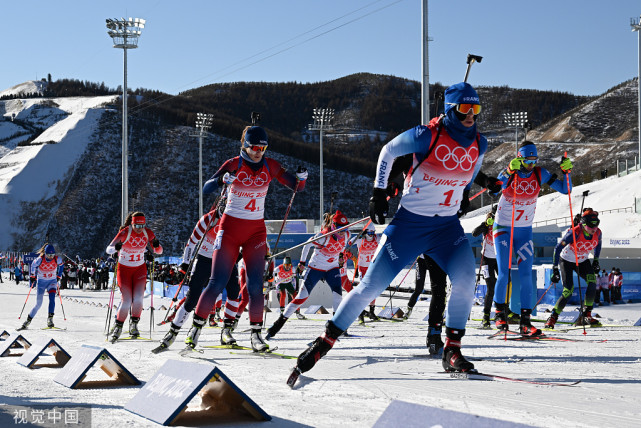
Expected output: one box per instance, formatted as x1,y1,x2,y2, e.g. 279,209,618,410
231,315,240,331
129,316,140,337
507,311,521,325
288,321,344,387
358,310,366,324
250,323,269,352
545,312,559,329
185,316,206,349
426,324,444,356
442,327,474,373
220,320,237,345
403,306,413,320
208,314,218,327
481,313,491,329
575,309,602,327
152,324,180,353
110,320,124,343
295,310,306,320
47,313,55,328
367,305,379,321
494,303,508,331
265,314,288,340
18,315,33,331
519,309,543,337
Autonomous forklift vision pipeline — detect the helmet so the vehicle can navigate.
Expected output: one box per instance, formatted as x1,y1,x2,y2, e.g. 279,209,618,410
243,126,268,149
283,256,292,266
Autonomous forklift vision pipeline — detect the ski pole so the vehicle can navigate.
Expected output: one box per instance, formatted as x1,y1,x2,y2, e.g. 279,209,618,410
382,258,418,310
161,186,227,323
105,263,118,335
18,282,35,319
149,257,154,337
270,217,370,260
272,179,300,254
504,172,518,340
535,279,558,308
56,282,67,321
562,152,586,335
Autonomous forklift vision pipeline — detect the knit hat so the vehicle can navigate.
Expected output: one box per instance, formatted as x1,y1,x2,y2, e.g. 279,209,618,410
444,82,480,114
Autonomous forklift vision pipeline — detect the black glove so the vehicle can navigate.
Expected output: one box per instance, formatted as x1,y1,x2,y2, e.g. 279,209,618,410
145,252,154,263
457,188,471,218
152,238,160,248
386,181,401,199
484,175,503,194
369,188,388,225
592,258,600,272
338,253,345,268
550,266,560,283
297,261,306,275
114,242,123,251
179,263,189,275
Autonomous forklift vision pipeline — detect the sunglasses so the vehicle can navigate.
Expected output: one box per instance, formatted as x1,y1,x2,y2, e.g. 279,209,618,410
522,158,538,166
248,145,267,152
133,224,145,229
448,103,482,115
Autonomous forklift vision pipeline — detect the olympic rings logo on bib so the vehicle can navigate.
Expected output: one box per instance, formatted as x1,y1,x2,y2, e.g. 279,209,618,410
434,144,478,171
511,179,538,195
237,171,269,187
129,236,147,248
574,241,597,252
322,241,345,254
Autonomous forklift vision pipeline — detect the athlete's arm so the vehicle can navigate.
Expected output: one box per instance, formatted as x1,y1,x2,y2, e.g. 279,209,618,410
374,126,432,189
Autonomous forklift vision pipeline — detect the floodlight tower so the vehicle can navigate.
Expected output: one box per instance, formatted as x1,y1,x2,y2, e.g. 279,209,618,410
308,108,335,225
503,112,528,155
631,15,641,169
106,17,146,223
195,113,214,218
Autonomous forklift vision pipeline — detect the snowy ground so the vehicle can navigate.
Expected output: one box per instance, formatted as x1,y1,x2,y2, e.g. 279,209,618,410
0,274,640,428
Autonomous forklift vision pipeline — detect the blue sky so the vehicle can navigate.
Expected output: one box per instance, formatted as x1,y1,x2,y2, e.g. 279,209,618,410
1,0,640,96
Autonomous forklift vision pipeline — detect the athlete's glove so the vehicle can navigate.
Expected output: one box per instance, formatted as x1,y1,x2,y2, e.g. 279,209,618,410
369,187,388,225
550,266,561,283
486,217,494,226
30,275,37,286
338,253,345,268
457,188,471,218
592,258,600,272
507,157,523,175
295,166,308,182
145,252,154,263
560,156,573,173
483,175,503,194
220,172,237,185
386,181,401,199
114,242,123,251
297,261,306,275
151,238,160,248
179,262,189,275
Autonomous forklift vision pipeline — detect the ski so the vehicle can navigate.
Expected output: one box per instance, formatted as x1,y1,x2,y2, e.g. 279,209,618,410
286,367,302,388
179,346,204,357
202,344,251,350
41,326,66,331
446,371,581,387
230,348,296,359
117,336,153,341
489,331,607,343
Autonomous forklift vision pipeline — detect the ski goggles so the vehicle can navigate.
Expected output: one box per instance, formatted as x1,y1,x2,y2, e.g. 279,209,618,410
45,253,55,259
522,158,538,166
248,145,268,152
133,224,145,230
448,103,482,115
583,218,600,227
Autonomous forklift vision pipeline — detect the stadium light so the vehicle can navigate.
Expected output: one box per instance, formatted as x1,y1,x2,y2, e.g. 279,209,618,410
308,108,334,226
195,113,214,218
631,15,641,169
503,112,528,156
106,17,145,224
